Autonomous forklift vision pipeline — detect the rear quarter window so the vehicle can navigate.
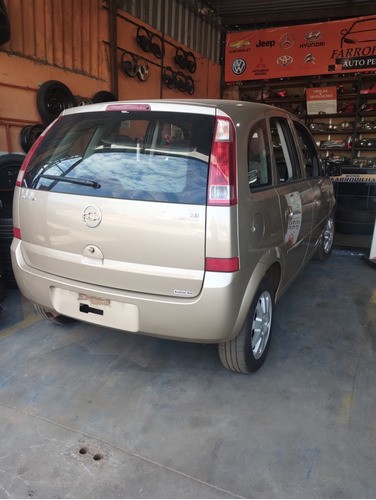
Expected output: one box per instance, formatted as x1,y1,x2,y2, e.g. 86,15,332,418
23,111,215,205
248,121,272,189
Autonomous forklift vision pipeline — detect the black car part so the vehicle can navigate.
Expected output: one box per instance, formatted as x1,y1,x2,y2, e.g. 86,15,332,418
74,96,93,106
136,57,149,81
324,154,351,166
120,51,138,78
120,51,149,82
162,67,195,94
320,139,346,148
336,207,375,235
20,124,45,153
174,48,196,73
37,80,75,125
0,154,25,288
136,26,164,59
91,91,116,103
356,121,376,131
0,0,10,46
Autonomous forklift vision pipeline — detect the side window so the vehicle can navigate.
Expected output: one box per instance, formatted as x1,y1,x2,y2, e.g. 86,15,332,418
293,121,322,177
270,117,302,183
248,122,271,189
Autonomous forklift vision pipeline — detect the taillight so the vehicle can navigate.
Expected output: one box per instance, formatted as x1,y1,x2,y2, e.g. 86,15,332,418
207,117,237,206
16,117,60,187
13,227,21,239
205,257,239,272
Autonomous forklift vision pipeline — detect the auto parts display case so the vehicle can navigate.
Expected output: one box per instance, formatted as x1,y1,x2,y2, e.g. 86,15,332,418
239,73,376,237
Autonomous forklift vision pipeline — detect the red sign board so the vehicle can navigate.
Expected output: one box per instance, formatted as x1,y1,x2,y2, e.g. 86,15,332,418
225,15,376,83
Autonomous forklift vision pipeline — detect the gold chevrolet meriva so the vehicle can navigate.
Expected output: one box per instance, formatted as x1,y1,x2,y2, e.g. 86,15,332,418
11,100,337,373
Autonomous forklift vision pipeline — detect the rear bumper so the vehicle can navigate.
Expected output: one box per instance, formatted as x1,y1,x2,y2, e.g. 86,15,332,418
11,239,253,343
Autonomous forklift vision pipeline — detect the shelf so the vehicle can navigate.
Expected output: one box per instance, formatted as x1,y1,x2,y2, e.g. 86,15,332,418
319,148,352,151
241,74,376,210
311,130,353,135
342,167,376,174
307,113,356,119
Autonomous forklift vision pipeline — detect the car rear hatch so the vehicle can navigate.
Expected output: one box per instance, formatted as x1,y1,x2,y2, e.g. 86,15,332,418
15,103,217,298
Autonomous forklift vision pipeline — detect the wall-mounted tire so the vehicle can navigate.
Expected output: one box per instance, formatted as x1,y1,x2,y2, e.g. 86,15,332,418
92,91,116,103
37,80,75,125
0,0,10,46
20,124,45,153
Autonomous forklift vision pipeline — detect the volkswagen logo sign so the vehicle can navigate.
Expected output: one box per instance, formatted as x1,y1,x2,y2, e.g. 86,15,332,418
82,205,102,228
232,58,246,75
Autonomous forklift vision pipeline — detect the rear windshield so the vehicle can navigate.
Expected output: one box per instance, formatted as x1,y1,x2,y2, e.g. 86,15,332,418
23,110,215,205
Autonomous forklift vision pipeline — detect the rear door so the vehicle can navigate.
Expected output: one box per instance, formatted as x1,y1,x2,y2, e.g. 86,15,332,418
268,115,315,286
18,106,215,298
292,119,333,247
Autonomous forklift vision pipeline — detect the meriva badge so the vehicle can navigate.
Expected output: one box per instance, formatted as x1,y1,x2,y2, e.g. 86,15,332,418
82,205,102,228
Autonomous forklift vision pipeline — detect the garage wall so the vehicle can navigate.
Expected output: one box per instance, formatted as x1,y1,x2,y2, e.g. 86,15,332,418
118,0,222,63
116,10,221,101
0,0,221,154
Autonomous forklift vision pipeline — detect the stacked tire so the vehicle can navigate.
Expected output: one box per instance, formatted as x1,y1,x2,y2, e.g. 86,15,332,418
0,154,25,288
335,207,375,235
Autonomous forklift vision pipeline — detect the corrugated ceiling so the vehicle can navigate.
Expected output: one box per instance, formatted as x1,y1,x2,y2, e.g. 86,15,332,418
206,0,376,29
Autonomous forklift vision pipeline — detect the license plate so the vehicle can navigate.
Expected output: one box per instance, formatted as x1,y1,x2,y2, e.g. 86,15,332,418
50,288,140,332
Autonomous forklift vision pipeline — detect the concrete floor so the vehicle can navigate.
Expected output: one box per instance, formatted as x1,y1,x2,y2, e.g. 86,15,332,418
0,250,375,498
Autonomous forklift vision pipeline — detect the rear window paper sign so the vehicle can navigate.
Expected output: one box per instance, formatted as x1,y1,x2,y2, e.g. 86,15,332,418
0,0,10,46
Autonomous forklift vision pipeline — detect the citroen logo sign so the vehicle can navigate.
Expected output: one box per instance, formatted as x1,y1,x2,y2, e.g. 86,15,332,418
82,205,102,228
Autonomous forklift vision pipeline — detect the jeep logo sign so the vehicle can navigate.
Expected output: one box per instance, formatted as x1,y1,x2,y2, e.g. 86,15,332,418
256,40,275,48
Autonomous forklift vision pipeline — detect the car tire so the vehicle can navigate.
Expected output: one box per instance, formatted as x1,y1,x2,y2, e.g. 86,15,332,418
37,80,75,125
33,304,76,325
0,0,10,46
0,154,26,287
20,124,45,153
0,255,5,302
218,277,274,373
91,91,116,103
0,217,17,287
335,220,374,235
0,277,5,301
336,207,375,223
313,213,335,261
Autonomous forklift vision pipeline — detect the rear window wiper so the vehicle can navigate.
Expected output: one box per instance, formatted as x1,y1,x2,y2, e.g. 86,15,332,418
37,174,101,189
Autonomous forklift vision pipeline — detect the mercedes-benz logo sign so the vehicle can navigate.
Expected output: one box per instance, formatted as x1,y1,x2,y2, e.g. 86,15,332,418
82,205,102,228
232,58,246,75
279,33,294,50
